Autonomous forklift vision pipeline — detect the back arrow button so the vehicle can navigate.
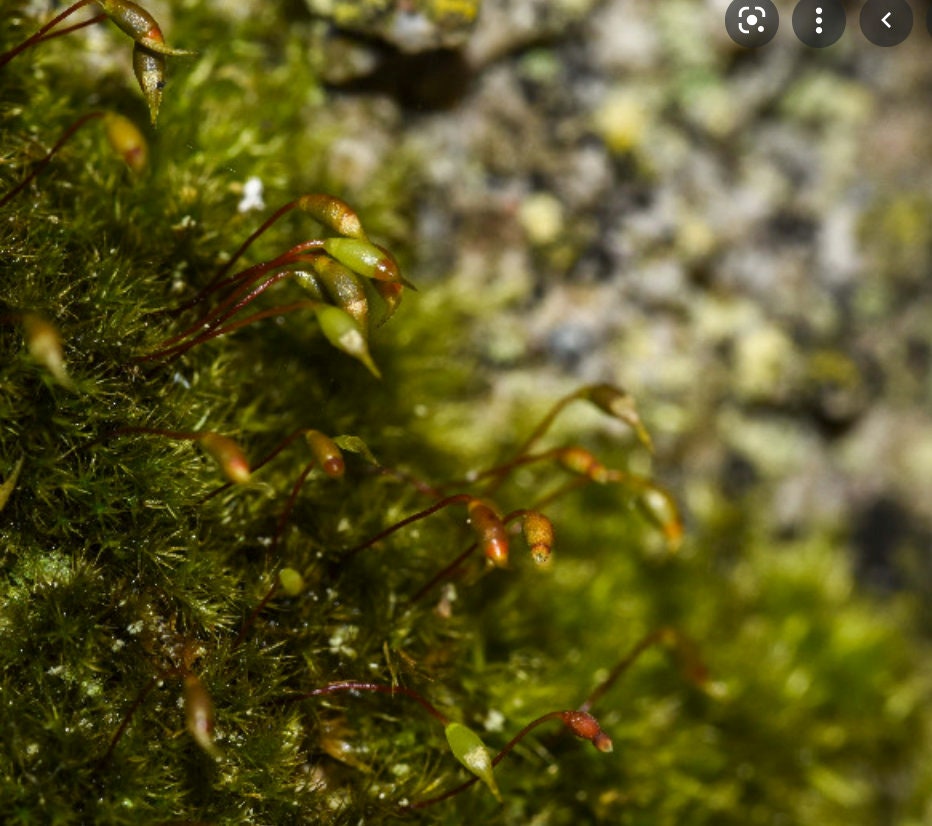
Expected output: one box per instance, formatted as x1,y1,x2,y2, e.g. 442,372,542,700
861,0,913,45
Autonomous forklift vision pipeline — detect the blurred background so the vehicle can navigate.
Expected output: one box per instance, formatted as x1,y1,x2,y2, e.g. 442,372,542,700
289,0,932,607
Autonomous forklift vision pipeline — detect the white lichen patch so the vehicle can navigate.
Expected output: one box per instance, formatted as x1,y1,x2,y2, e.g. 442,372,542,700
237,176,265,213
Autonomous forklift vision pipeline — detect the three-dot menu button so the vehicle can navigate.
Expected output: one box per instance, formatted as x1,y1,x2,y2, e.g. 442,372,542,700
792,0,846,47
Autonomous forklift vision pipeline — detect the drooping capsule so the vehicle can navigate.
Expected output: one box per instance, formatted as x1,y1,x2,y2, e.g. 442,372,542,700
198,432,251,484
444,722,502,802
467,499,509,567
583,383,654,453
304,430,345,478
313,304,381,379
132,44,165,124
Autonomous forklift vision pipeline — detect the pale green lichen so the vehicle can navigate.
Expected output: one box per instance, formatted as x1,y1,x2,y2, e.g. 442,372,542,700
305,0,480,51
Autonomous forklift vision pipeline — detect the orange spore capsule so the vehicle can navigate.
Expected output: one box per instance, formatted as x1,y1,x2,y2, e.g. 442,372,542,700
521,511,554,565
558,446,609,483
467,499,509,567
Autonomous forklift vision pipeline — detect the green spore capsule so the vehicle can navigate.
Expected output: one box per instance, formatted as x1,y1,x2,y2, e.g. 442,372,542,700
313,304,381,379
311,256,370,333
322,238,403,284
278,567,305,597
132,44,165,124
444,722,502,802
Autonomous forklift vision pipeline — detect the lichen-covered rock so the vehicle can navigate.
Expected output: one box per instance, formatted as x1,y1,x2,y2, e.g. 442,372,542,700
304,0,481,52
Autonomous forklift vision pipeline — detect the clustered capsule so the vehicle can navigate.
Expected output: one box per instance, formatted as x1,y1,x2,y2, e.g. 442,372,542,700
136,195,407,379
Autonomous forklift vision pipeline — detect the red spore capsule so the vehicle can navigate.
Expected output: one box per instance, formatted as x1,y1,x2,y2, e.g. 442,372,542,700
561,710,613,753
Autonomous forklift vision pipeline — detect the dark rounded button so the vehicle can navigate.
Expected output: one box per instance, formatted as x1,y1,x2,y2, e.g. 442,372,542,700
792,0,846,47
725,0,780,48
860,0,913,46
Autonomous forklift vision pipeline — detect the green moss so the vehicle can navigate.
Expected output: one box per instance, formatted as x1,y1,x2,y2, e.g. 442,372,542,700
1,3,931,825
